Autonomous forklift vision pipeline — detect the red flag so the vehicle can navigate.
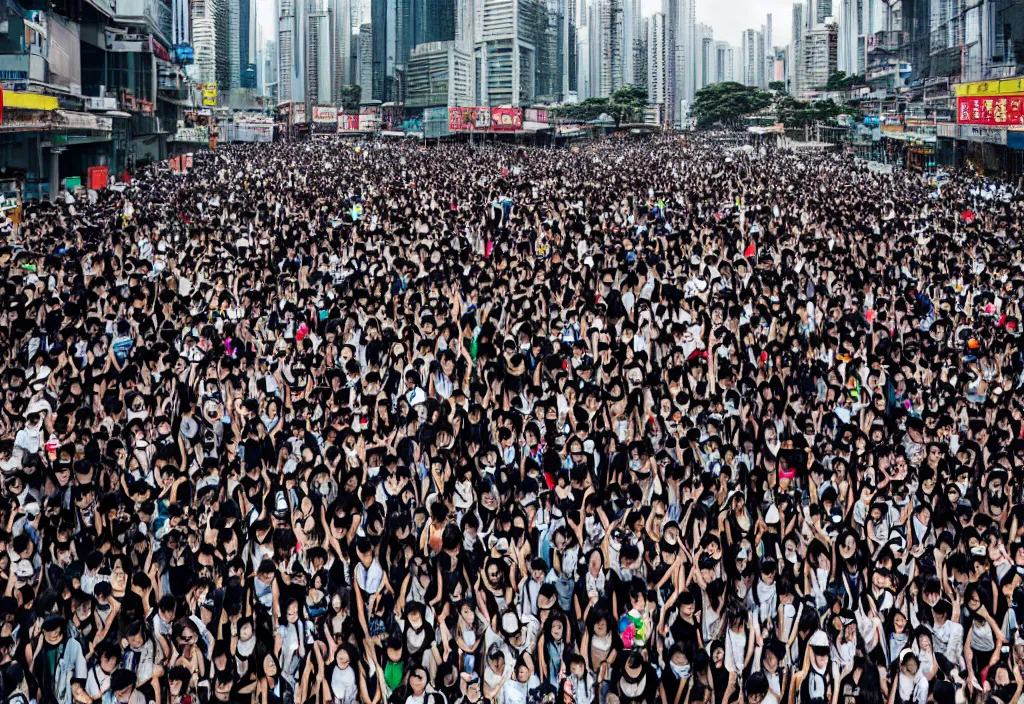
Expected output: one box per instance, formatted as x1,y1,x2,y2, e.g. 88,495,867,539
961,209,975,224
744,241,756,258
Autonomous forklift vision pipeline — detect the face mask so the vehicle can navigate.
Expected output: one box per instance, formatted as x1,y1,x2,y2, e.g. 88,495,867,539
670,663,690,679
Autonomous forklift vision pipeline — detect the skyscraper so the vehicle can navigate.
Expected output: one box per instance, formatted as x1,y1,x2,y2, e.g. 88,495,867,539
713,40,736,82
358,23,374,98
693,22,713,91
791,2,804,94
307,0,331,104
331,0,355,98
370,0,398,100
647,11,665,105
191,0,226,85
536,0,564,102
279,0,306,101
239,0,257,88
475,0,540,106
562,0,576,98
741,28,760,86
663,0,693,127
229,0,241,88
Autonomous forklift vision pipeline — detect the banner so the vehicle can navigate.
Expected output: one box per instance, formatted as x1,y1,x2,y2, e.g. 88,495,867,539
957,95,1024,128
150,36,171,62
449,107,490,131
358,114,377,131
491,107,523,131
313,105,338,122
338,114,360,132
202,84,217,107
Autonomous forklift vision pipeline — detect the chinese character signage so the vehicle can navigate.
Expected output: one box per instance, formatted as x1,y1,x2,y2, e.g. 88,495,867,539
956,95,1024,128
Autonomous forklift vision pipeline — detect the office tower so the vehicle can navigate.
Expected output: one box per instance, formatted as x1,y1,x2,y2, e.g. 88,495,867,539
622,0,638,84
693,22,713,90
370,0,397,100
713,40,735,82
279,0,306,101
214,0,230,86
563,0,576,98
229,0,241,88
307,0,331,104
577,0,592,99
239,0,257,87
172,0,190,50
741,28,761,86
836,0,856,74
773,46,787,85
330,0,354,98
406,41,474,105
791,2,804,94
663,0,693,127
633,15,646,88
762,13,772,87
537,0,564,101
475,0,540,106
808,0,832,26
802,21,837,89
191,0,220,84
647,11,666,105
594,0,623,96
358,23,374,98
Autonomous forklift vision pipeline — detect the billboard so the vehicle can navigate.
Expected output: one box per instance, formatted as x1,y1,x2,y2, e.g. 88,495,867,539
105,28,150,52
294,104,306,124
525,108,549,123
313,106,338,122
338,114,360,132
490,107,523,131
956,95,1024,128
202,84,217,107
448,107,490,131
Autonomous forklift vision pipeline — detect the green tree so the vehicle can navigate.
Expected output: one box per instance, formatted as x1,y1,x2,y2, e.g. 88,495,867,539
768,81,787,93
822,71,865,91
339,85,362,112
776,95,863,127
552,85,650,127
691,82,773,129
609,84,649,125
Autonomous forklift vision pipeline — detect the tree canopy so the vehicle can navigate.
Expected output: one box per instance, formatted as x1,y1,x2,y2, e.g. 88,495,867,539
551,84,649,126
775,95,863,127
339,85,362,112
822,71,865,92
691,82,774,129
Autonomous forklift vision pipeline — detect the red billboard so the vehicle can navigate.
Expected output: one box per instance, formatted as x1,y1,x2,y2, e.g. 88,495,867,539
449,107,485,131
490,107,523,131
338,114,361,132
957,95,1024,128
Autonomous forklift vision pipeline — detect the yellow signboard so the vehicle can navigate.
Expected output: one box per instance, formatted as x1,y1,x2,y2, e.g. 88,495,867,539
4,91,60,111
202,84,217,107
955,78,1024,97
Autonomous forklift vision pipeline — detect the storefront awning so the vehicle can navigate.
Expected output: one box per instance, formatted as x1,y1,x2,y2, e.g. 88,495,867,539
4,92,60,111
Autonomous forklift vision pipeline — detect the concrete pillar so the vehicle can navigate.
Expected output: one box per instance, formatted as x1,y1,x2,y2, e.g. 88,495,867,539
49,149,60,203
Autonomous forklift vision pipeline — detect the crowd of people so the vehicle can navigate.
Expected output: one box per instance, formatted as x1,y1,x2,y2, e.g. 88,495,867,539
1,133,1023,704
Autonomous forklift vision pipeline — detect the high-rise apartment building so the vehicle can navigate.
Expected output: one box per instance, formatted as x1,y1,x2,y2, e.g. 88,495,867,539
713,40,736,82
802,21,837,90
791,2,804,94
647,11,665,106
693,22,713,91
279,0,306,101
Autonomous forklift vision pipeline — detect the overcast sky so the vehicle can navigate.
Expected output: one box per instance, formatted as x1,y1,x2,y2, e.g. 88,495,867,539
255,0,797,63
